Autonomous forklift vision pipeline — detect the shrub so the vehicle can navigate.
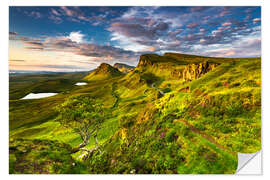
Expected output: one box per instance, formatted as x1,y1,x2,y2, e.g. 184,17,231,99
162,88,172,93
166,129,177,142
119,115,135,128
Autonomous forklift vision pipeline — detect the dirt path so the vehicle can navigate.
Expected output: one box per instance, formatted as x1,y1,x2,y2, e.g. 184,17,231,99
111,83,120,109
151,83,164,96
177,119,229,152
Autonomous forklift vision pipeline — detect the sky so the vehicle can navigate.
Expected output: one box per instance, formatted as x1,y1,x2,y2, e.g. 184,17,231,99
9,6,261,72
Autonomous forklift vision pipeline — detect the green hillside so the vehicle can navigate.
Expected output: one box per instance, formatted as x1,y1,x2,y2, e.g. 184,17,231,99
84,63,124,81
9,53,261,174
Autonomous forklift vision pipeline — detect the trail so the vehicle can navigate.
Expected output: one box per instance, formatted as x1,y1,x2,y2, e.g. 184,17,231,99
176,119,230,153
111,83,120,109
151,83,165,96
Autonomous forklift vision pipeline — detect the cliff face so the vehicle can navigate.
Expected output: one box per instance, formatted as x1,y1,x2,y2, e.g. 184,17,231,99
174,61,217,82
136,54,160,68
136,54,218,82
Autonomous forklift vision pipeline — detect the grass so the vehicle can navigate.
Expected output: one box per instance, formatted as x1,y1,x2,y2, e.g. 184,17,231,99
9,72,88,100
9,139,88,174
9,53,261,174
84,63,124,81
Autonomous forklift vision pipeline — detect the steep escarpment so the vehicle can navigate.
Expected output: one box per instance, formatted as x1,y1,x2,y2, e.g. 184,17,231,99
84,63,124,81
175,61,217,82
136,54,218,82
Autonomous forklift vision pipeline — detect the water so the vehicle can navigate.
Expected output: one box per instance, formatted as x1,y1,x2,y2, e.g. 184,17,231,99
21,93,58,99
75,82,87,86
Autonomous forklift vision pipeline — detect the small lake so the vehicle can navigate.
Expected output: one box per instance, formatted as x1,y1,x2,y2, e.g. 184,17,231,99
21,93,58,100
75,82,87,86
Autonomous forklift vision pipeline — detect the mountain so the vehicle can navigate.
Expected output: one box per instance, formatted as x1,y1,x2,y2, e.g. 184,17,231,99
113,63,135,73
97,54,261,174
83,63,124,81
135,53,243,82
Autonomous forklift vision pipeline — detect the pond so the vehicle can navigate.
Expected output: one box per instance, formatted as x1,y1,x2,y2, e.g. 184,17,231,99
75,82,87,86
21,93,58,99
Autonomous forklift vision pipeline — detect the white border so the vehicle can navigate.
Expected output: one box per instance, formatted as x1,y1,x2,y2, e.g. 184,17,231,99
1,0,270,180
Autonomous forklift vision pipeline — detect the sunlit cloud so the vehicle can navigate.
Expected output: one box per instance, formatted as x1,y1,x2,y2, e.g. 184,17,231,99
9,6,261,71
67,31,85,43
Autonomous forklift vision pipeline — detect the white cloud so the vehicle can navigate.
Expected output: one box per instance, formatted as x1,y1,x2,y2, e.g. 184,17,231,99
67,31,85,43
222,22,232,26
110,32,150,52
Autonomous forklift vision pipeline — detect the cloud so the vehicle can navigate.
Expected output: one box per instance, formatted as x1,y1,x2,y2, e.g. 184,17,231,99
60,6,78,17
51,9,61,16
9,59,25,62
23,10,42,19
11,6,261,64
9,32,18,35
49,14,62,24
253,18,261,24
219,7,232,17
9,32,18,40
76,43,136,60
106,6,260,57
29,11,42,19
24,47,44,50
201,37,261,58
109,22,169,40
17,34,137,63
43,36,79,51
54,7,107,25
190,7,211,13
186,23,198,28
18,37,45,50
222,22,232,26
67,31,85,43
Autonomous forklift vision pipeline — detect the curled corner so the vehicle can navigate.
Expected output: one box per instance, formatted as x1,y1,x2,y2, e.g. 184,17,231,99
236,150,262,174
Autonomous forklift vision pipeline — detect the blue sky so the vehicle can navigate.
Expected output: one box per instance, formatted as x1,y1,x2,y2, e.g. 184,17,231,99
9,6,261,71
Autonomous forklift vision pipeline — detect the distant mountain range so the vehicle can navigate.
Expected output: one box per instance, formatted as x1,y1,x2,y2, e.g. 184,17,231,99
9,70,91,75
9,63,135,75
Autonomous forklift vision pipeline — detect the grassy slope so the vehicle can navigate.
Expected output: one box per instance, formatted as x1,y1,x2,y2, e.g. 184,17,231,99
85,56,260,174
155,59,261,153
9,54,261,174
9,139,87,174
9,72,88,100
9,76,121,146
84,63,124,81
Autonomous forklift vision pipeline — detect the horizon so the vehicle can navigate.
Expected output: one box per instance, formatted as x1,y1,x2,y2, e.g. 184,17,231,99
9,6,261,72
9,52,261,73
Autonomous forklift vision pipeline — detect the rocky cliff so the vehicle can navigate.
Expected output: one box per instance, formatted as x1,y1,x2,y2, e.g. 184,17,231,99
174,61,217,82
136,54,218,82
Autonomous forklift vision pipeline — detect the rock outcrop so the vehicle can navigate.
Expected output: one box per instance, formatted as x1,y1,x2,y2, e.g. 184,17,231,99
177,61,217,82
